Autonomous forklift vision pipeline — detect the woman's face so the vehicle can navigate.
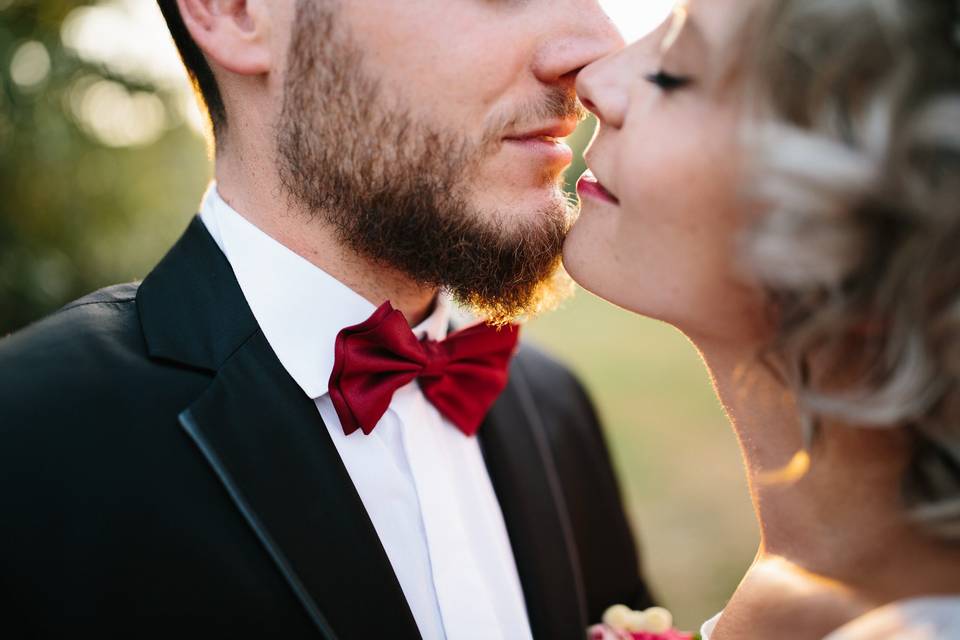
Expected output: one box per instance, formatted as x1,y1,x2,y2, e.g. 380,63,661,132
564,0,766,343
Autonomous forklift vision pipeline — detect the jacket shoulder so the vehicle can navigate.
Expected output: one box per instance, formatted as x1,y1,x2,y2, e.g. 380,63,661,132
0,282,203,426
0,282,143,374
62,282,141,310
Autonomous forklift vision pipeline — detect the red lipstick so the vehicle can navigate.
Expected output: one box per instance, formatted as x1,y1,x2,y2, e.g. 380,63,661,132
577,170,619,205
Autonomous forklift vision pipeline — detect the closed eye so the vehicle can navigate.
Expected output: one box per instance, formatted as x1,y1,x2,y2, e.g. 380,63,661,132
645,70,693,91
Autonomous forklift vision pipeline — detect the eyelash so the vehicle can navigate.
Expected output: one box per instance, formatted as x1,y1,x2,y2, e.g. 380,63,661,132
645,70,692,91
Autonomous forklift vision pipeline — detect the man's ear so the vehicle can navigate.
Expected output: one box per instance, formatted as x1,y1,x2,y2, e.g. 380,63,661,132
175,0,272,76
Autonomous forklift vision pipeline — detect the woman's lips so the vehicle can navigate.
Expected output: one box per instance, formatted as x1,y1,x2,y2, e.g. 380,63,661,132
577,170,620,205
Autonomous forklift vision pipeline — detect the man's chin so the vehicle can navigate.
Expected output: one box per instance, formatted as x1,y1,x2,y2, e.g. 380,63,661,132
458,262,576,327
469,183,573,226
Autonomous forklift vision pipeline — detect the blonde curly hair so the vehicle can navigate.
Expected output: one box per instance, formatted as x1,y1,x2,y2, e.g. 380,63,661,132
741,0,960,538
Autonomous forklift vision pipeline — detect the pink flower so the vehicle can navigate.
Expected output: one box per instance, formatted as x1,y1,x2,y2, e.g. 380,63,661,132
629,631,694,640
587,625,694,640
591,605,695,640
588,624,632,640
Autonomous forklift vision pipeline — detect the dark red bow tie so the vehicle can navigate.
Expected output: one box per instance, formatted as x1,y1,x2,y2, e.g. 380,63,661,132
328,302,520,437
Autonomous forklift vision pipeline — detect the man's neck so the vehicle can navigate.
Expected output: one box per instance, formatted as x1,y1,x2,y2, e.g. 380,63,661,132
695,336,960,602
214,157,437,326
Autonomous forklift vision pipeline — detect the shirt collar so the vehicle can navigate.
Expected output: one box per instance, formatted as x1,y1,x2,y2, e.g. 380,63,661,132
199,184,451,399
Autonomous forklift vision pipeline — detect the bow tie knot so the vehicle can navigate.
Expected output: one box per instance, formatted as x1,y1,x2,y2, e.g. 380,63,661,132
328,302,520,437
417,339,449,380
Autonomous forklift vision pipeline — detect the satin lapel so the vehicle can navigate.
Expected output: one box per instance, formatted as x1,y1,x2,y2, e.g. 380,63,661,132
179,329,422,640
478,351,589,640
139,219,420,637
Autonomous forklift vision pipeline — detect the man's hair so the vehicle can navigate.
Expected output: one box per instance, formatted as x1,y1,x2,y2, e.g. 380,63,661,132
156,1,226,136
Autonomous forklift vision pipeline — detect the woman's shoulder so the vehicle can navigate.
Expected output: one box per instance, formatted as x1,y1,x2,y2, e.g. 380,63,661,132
705,557,872,640
699,559,960,640
703,596,960,640
825,596,960,640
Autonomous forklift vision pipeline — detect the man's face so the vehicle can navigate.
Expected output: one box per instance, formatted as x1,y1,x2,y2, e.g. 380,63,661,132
273,0,622,322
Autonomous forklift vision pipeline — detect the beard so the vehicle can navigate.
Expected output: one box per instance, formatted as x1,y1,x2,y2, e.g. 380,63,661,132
275,0,582,324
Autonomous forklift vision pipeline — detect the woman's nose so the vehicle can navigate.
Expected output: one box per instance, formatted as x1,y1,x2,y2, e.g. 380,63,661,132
576,46,632,129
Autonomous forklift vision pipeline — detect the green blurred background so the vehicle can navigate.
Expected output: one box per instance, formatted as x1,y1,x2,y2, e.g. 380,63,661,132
0,0,757,629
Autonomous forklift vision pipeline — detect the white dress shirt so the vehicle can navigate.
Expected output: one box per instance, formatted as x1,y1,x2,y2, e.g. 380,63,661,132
199,185,533,640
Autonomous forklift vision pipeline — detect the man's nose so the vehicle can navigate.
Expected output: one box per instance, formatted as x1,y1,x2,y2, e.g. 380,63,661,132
531,0,626,87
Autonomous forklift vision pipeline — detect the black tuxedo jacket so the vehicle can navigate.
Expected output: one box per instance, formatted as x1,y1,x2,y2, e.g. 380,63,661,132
0,218,652,639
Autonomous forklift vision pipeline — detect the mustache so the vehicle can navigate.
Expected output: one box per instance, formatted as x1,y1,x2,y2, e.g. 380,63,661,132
484,88,589,146
531,87,590,124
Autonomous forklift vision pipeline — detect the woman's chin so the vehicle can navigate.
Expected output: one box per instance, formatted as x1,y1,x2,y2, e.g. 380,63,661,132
562,230,642,316
562,225,680,326
561,223,599,292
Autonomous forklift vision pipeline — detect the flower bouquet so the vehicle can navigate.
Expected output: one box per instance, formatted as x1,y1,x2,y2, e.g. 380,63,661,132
587,605,701,640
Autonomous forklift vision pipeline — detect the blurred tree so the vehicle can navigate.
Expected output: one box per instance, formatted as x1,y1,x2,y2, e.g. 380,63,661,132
0,0,592,335
0,0,211,334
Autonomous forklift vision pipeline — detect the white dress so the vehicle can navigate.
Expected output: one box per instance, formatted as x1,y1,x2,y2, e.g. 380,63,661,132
700,596,960,639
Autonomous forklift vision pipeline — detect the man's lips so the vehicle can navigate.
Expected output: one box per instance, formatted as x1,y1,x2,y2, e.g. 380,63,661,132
502,121,577,167
504,120,580,142
577,169,620,205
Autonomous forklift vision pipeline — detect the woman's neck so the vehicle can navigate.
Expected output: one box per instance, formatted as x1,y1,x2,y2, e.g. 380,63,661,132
696,337,960,606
